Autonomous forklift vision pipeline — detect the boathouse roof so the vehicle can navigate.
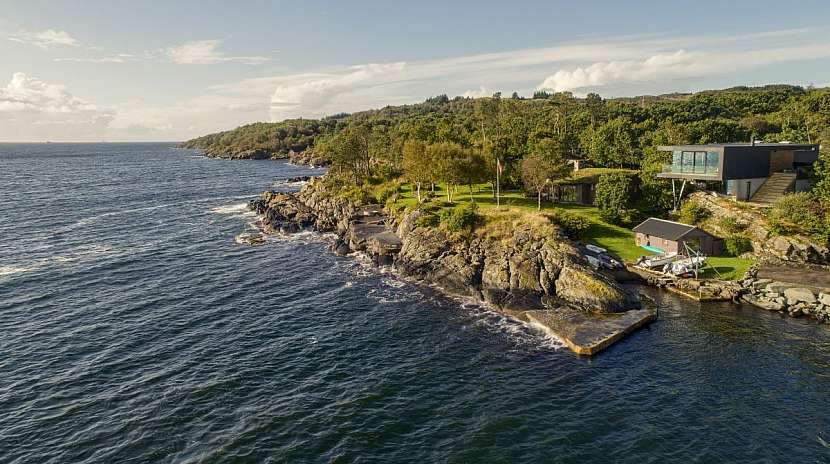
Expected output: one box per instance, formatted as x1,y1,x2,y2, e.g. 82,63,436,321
632,218,704,241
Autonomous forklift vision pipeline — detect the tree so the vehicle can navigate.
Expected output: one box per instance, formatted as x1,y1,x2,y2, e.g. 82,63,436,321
594,173,637,225
581,117,637,167
813,148,830,205
521,149,571,211
327,125,370,182
428,142,467,203
402,140,430,203
458,150,488,202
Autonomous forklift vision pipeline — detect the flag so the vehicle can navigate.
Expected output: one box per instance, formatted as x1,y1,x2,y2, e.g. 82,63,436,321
496,158,503,174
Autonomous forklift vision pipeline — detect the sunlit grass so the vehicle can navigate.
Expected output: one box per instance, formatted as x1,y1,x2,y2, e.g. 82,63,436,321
395,182,647,262
393,181,753,280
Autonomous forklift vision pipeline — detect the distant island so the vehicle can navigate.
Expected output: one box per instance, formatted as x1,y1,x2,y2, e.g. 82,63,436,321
187,84,830,353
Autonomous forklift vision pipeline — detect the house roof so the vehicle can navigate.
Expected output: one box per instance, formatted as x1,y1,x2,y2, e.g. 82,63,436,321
658,143,819,152
632,218,702,241
551,168,639,185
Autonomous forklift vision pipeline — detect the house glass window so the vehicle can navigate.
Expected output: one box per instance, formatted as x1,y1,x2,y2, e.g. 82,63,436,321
678,150,718,175
706,151,719,173
694,152,706,174
681,151,695,173
559,185,577,202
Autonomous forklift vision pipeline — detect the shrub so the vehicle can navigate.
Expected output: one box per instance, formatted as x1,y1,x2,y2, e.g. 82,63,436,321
718,216,747,234
547,209,591,238
678,202,711,225
385,198,406,215
768,192,829,242
415,213,439,228
724,236,753,256
594,172,638,226
373,181,401,204
339,185,370,204
439,203,480,232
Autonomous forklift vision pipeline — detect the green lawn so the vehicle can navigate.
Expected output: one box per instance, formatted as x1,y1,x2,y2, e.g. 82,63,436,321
699,257,753,281
395,183,752,280
397,183,647,260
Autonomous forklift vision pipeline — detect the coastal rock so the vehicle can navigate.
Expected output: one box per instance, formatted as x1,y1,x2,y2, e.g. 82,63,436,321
202,147,278,160
784,287,817,305
288,149,329,167
235,232,266,246
819,293,830,307
742,294,785,311
689,192,829,265
330,238,351,256
395,225,638,313
252,178,640,315
251,191,317,233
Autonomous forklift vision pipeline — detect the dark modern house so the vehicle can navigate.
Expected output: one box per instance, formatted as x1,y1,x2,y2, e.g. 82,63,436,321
633,217,723,256
656,142,820,205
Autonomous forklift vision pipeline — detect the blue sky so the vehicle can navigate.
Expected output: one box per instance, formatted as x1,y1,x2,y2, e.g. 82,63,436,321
1,0,829,141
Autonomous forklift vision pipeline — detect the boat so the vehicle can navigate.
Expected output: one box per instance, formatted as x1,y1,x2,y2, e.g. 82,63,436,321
664,256,706,276
635,251,680,269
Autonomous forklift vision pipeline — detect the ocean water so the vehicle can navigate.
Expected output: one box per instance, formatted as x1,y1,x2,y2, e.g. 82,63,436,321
1,143,829,463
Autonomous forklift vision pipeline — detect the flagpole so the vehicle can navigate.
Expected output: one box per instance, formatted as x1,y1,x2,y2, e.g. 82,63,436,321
496,158,501,208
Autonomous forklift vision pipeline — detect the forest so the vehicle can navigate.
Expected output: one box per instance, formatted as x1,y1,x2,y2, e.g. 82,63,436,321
183,85,830,238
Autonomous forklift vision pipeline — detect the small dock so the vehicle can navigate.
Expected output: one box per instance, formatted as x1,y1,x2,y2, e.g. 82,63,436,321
525,307,657,356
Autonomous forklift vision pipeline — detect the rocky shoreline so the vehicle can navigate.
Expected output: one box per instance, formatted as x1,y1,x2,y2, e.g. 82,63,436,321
738,272,830,322
248,178,655,355
187,146,330,166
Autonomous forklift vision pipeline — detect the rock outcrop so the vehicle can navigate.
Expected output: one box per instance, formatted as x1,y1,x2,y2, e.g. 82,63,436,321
738,273,830,322
395,224,638,313
690,192,829,265
200,147,281,160
250,178,641,316
288,149,330,167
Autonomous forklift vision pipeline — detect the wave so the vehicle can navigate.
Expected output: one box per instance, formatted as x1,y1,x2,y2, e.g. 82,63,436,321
210,203,252,215
0,266,31,276
333,249,566,351
53,195,257,235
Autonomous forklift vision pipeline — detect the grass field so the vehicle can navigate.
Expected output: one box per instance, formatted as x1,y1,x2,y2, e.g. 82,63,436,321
395,183,752,280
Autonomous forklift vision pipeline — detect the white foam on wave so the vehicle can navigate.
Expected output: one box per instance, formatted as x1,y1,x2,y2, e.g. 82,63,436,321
210,203,252,215
335,251,561,349
432,284,566,352
0,266,31,276
55,195,256,234
272,180,308,190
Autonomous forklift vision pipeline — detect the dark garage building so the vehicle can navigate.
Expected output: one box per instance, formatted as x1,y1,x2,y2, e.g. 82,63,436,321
633,218,724,256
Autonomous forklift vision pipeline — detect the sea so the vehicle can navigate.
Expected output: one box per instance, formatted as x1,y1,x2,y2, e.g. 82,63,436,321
1,143,829,463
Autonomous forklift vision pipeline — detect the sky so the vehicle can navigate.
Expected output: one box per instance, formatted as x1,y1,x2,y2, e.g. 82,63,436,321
1,0,829,142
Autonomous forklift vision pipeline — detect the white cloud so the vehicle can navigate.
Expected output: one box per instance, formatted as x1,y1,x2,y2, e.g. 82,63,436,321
54,54,136,64
0,72,113,141
538,43,830,93
0,72,99,113
164,40,269,65
3,29,830,141
8,29,78,49
269,63,407,118
538,50,700,92
461,86,492,98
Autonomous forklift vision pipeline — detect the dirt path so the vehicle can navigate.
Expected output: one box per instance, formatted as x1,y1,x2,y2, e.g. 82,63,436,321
758,266,830,289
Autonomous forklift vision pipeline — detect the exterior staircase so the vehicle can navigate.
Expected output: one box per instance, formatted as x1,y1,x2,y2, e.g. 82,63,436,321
749,172,797,205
